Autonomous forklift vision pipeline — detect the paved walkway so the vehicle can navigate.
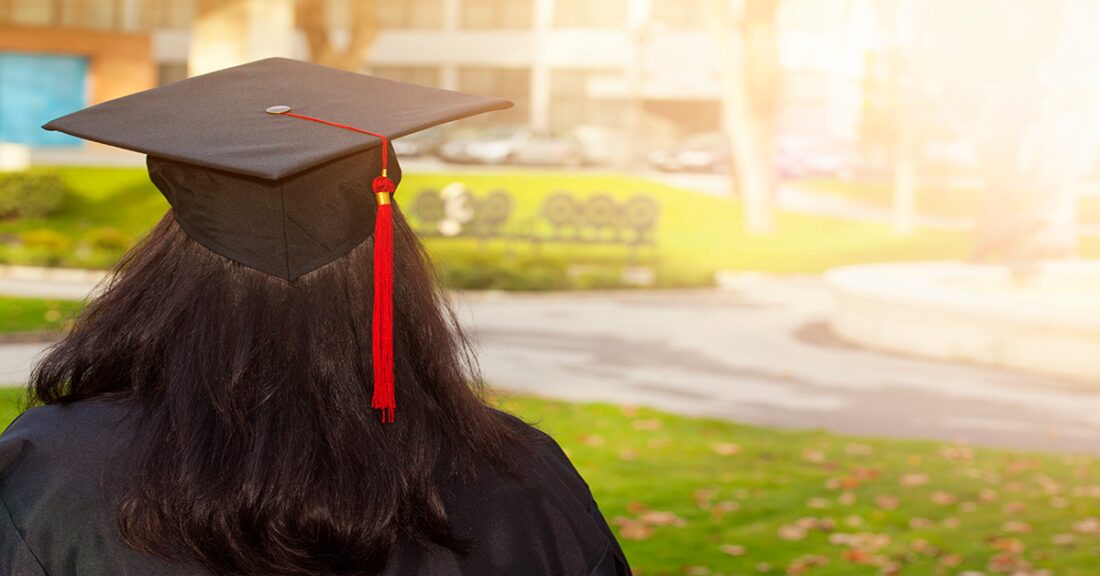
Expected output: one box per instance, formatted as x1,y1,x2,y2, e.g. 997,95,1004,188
2,272,1094,454
451,281,1100,455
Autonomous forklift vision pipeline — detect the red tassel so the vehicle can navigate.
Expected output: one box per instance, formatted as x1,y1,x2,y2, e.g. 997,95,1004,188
269,109,399,422
371,176,396,423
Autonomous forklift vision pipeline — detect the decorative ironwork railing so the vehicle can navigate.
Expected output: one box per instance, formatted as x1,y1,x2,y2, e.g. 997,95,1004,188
408,183,660,249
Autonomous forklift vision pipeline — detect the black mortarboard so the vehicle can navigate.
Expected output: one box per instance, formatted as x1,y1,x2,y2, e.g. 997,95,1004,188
42,57,511,279
42,57,513,421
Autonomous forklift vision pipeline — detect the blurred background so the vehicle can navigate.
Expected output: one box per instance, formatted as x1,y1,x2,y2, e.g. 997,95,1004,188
4,0,1100,574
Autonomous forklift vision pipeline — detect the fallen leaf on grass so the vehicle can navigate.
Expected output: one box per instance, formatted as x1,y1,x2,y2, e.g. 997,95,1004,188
1072,485,1100,497
898,472,930,487
874,495,900,510
1051,533,1076,546
1073,517,1100,534
930,491,957,505
828,532,890,551
786,554,829,575
1001,520,1032,534
611,517,653,541
778,517,834,541
987,550,1030,573
908,517,934,529
777,524,807,541
693,488,718,507
711,442,741,456
578,434,604,446
987,537,1025,553
939,443,974,461
710,500,740,518
909,539,936,554
939,554,963,567
638,510,687,527
802,449,827,463
719,544,745,556
845,443,874,456
1034,474,1062,495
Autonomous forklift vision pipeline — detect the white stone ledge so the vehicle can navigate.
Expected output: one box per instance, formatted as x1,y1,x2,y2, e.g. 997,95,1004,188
825,260,1100,382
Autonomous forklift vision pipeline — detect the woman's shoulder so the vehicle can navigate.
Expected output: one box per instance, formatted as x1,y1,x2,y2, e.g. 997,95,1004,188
419,409,631,576
0,398,140,473
0,398,183,576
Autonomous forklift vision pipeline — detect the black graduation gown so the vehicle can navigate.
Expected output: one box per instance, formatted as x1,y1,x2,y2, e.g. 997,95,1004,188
0,400,631,576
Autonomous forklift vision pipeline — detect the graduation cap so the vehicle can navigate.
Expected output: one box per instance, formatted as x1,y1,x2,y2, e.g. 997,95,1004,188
42,57,513,422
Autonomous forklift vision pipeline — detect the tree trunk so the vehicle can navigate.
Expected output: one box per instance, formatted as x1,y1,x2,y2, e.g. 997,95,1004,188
296,0,379,71
708,0,779,234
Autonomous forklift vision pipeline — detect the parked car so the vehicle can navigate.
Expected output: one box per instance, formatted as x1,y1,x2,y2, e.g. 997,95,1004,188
391,128,445,157
437,125,519,165
646,133,731,173
438,126,586,166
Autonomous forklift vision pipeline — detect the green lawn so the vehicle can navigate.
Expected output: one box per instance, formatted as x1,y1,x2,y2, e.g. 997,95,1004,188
798,177,1100,225
2,387,1098,575
0,296,83,334
0,167,974,287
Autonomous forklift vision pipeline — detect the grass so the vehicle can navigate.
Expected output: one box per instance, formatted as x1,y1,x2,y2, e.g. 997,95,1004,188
797,177,1100,225
0,296,83,333
0,167,974,285
3,386,1098,575
410,172,973,284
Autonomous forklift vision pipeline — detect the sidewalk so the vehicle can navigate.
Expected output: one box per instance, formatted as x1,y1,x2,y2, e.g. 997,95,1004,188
2,265,1098,454
0,265,105,300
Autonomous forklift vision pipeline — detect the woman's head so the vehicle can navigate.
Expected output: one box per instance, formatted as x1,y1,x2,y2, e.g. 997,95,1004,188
30,208,522,576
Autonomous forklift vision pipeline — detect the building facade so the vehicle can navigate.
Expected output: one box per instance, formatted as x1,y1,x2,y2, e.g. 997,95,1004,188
0,0,192,146
0,0,865,150
368,0,723,135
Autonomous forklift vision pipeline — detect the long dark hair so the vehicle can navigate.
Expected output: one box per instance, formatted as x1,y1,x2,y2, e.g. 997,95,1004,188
29,209,524,575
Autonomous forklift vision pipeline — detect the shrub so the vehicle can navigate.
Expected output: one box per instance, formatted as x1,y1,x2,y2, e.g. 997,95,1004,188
567,265,630,290
20,229,70,252
438,254,570,291
0,172,70,219
83,227,134,252
19,229,71,266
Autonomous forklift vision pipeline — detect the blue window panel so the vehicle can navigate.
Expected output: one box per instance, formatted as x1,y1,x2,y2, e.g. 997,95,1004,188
0,52,88,147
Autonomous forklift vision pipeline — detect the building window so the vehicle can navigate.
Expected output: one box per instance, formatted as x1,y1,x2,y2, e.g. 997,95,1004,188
550,69,625,130
458,67,529,124
554,0,627,28
84,0,121,29
2,0,152,30
369,65,442,89
155,0,195,29
376,0,443,28
8,0,53,25
462,0,532,29
650,0,708,30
